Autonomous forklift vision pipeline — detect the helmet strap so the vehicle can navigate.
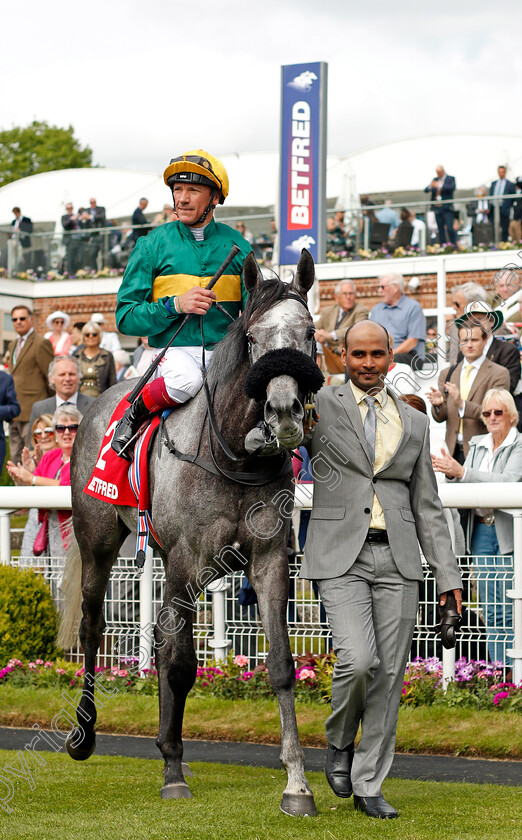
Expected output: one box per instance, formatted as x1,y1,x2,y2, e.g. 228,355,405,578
171,187,218,227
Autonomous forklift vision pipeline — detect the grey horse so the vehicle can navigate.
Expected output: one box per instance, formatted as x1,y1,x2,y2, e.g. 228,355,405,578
58,249,323,816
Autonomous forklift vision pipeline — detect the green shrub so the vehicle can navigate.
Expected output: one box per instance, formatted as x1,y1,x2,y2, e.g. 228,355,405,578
0,566,58,662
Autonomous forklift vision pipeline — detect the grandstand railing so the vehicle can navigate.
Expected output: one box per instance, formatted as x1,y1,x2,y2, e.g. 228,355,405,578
0,193,520,278
0,483,520,686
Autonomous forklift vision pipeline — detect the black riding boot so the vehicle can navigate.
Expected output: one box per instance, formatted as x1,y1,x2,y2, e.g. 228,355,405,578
111,395,151,460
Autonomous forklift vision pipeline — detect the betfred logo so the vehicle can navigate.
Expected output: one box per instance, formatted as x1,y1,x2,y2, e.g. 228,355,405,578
288,101,312,229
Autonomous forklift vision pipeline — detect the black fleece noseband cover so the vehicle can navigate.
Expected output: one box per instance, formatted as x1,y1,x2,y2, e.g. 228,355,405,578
244,347,324,402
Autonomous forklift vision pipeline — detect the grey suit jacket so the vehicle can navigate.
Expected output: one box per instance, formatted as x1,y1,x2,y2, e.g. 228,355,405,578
300,384,462,594
456,430,522,554
28,392,96,437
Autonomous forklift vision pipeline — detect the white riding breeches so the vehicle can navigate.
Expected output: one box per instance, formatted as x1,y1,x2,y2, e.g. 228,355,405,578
152,346,214,403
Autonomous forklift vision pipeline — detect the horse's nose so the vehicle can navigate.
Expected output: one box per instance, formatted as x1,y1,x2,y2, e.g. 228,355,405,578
264,396,303,424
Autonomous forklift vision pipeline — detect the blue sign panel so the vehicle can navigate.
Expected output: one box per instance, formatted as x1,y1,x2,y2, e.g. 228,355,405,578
278,62,327,265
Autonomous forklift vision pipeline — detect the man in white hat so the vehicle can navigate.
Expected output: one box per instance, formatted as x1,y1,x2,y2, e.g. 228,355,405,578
453,300,521,395
91,312,121,354
428,308,510,462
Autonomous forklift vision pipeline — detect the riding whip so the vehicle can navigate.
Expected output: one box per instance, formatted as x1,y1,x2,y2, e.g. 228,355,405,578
127,244,241,403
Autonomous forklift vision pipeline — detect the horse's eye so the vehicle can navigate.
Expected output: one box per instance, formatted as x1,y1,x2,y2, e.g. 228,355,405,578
246,331,256,344
306,325,316,340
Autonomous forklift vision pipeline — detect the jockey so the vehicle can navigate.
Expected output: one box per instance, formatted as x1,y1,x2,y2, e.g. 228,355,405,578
112,150,252,458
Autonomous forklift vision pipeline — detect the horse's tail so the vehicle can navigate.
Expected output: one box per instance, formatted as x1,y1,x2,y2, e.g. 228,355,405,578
57,522,83,650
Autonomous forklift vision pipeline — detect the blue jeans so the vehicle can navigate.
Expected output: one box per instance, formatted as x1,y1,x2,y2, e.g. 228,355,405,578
471,522,514,666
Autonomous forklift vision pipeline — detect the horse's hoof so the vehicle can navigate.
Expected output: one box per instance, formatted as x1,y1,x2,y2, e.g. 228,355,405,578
66,729,96,761
280,792,318,817
161,783,193,800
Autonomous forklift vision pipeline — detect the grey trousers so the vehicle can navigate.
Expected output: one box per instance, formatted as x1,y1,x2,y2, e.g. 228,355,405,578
318,542,419,797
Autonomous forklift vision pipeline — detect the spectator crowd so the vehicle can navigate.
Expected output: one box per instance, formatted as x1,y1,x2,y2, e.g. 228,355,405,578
327,163,522,257
1,162,521,674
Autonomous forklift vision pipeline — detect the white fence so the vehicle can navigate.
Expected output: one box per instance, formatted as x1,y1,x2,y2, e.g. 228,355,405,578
1,484,521,684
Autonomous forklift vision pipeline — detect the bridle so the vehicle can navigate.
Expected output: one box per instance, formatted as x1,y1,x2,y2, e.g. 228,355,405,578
161,289,320,486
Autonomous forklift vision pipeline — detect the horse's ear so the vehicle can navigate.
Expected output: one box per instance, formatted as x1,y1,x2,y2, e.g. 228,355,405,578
292,249,315,296
243,252,261,294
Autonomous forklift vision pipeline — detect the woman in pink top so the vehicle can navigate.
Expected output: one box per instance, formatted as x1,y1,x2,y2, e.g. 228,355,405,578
45,310,72,356
8,405,82,564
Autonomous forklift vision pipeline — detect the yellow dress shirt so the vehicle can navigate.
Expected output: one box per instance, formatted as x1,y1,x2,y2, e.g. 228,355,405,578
350,381,403,529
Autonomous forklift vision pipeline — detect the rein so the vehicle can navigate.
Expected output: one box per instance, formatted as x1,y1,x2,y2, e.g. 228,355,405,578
161,381,292,486
161,286,317,487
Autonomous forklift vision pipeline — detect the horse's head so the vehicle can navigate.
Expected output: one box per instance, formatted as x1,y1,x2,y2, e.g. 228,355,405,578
243,249,324,449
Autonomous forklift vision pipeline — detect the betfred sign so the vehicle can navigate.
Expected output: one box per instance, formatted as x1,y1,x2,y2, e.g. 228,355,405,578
278,62,327,265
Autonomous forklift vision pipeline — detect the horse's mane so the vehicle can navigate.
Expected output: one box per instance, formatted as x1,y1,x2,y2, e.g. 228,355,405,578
207,275,291,387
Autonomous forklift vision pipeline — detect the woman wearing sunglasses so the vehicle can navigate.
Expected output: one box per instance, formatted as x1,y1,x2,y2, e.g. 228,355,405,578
44,310,72,356
9,406,83,576
19,413,58,474
73,321,116,398
432,388,522,671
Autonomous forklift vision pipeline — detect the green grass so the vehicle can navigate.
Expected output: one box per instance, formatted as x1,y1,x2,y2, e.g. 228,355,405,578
1,686,521,759
0,752,520,840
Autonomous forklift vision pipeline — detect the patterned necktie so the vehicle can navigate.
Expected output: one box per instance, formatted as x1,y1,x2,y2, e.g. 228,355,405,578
13,337,23,365
364,396,377,466
458,363,474,434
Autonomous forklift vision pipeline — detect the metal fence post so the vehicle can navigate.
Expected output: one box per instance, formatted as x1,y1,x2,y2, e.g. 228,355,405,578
139,545,154,672
507,512,522,684
436,256,447,364
207,578,231,663
363,216,370,251
0,511,13,564
442,509,456,690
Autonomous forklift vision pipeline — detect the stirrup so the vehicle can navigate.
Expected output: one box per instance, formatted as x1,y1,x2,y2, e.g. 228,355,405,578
114,428,143,461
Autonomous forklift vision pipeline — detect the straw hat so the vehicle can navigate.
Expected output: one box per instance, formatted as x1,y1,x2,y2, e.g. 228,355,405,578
455,300,504,333
46,310,70,330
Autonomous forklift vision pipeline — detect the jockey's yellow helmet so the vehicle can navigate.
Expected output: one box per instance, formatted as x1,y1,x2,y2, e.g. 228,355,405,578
163,150,229,204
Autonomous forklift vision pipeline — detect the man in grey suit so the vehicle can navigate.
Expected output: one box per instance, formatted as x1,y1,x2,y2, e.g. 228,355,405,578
300,321,462,819
28,355,95,438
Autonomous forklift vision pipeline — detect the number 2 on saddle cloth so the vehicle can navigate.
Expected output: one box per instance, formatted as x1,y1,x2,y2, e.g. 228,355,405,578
84,394,164,567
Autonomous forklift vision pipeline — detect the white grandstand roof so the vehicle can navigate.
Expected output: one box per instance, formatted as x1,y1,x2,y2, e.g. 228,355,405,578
0,134,521,226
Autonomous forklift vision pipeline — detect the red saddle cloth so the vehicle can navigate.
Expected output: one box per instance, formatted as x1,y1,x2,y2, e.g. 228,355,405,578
85,394,160,511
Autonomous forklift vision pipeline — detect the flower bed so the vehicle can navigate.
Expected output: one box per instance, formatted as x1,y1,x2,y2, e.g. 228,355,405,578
1,654,520,711
326,240,522,263
13,267,125,281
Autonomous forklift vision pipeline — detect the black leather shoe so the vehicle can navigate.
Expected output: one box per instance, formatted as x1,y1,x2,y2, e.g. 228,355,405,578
111,395,150,461
325,742,354,798
354,794,398,819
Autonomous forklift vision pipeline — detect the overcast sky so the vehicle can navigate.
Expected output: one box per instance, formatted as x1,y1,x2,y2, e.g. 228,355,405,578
2,1,521,175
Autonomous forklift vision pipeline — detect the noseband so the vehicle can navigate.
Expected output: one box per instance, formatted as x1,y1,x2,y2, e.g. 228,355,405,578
244,347,324,401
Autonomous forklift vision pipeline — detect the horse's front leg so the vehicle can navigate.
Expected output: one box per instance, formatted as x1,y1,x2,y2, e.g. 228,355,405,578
252,551,317,817
155,568,198,799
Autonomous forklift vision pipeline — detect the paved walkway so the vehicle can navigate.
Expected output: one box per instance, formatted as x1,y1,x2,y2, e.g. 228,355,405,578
1,727,520,786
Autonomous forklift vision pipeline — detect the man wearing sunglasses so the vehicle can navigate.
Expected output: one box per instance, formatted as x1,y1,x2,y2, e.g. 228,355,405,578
7,305,54,465
112,149,252,458
27,355,95,443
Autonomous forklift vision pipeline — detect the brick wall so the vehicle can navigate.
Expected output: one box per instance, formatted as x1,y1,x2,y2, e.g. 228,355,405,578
30,267,504,335
318,269,502,312
32,295,118,336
